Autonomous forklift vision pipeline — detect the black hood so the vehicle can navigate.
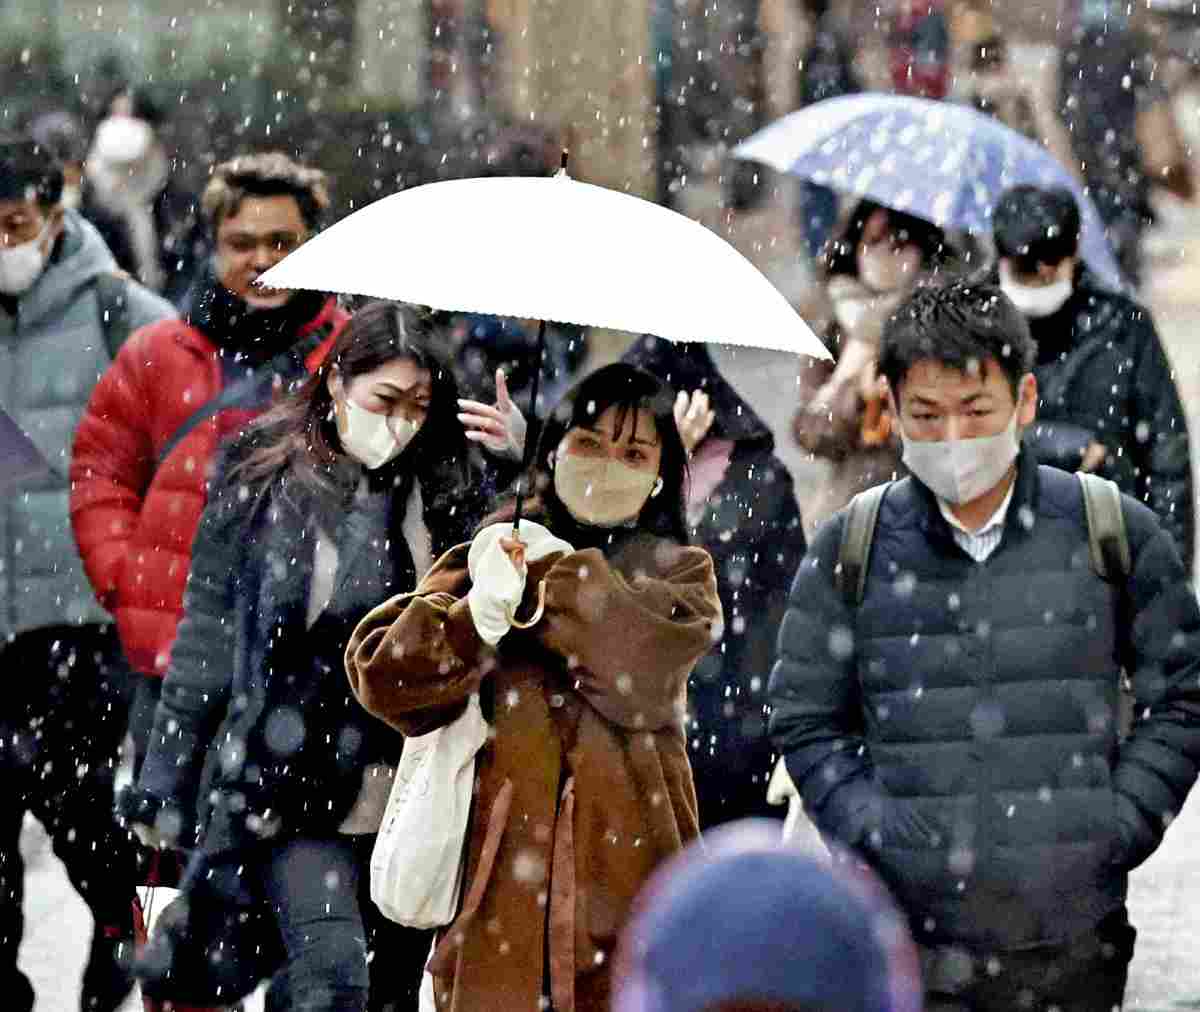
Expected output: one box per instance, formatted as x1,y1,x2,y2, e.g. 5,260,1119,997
620,335,773,449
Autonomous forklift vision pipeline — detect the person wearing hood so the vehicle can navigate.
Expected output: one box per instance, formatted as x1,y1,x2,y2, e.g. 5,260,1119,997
81,85,205,305
991,184,1194,567
0,135,175,1012
345,363,723,1012
794,198,959,534
121,302,510,1011
621,336,806,827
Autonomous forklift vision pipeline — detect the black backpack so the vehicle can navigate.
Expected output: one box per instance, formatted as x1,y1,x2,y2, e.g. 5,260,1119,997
835,472,1131,607
835,473,1134,735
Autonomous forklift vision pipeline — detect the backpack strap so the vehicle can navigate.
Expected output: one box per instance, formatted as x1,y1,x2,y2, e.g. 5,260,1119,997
1078,472,1132,582
154,323,333,466
94,271,134,361
836,482,891,608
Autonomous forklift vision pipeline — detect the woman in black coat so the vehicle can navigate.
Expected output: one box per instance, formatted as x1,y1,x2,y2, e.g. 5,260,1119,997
122,302,517,1011
622,336,807,827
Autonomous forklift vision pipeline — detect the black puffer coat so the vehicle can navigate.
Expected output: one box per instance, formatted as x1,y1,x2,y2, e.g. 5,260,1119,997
1015,267,1193,567
770,454,1200,950
622,337,807,826
125,431,487,856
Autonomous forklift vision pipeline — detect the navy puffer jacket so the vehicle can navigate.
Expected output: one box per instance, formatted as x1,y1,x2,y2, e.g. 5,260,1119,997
770,454,1200,950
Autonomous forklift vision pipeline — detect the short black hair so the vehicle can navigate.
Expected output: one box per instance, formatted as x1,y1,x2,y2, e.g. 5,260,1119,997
992,184,1080,272
879,280,1037,401
0,135,63,207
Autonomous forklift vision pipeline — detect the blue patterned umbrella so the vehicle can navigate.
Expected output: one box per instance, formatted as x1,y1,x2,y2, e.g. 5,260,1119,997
733,93,1125,291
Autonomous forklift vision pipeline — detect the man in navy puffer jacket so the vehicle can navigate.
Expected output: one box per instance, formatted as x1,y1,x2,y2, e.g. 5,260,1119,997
770,280,1200,1012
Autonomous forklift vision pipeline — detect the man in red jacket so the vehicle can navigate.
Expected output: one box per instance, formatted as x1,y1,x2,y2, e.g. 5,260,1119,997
70,152,348,775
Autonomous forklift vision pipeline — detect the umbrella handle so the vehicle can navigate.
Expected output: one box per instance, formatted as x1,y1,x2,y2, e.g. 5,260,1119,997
512,317,547,533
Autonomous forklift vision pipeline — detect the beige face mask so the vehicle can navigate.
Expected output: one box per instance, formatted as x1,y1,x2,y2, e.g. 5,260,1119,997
553,454,660,527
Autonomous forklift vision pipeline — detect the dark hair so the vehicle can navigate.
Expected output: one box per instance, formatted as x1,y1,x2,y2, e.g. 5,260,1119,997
879,281,1037,401
231,301,471,513
485,362,689,547
202,152,330,233
0,134,63,207
822,198,952,279
992,185,1080,272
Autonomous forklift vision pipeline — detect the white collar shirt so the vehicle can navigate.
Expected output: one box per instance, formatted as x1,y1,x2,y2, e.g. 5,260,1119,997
937,486,1015,563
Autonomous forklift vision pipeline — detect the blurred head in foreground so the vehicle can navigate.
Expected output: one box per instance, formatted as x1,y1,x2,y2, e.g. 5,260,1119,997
612,820,922,1012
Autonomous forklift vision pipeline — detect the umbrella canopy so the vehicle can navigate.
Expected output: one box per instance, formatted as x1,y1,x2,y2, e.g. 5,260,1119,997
0,406,50,491
733,93,1125,292
257,173,827,359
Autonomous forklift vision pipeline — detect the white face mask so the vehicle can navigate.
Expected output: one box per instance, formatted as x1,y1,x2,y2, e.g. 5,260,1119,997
858,241,919,294
92,116,154,165
554,454,660,527
900,405,1021,505
999,261,1073,319
336,396,422,470
0,220,52,295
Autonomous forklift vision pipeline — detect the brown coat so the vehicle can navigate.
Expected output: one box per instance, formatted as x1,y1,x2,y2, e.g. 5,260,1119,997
345,534,722,1012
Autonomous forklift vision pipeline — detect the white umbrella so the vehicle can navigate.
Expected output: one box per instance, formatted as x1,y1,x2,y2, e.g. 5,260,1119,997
260,162,826,522
258,169,825,358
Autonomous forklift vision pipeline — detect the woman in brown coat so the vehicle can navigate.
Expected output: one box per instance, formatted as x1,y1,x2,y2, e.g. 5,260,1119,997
345,363,722,1012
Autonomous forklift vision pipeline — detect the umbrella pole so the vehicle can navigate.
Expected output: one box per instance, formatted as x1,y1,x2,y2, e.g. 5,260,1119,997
512,317,547,534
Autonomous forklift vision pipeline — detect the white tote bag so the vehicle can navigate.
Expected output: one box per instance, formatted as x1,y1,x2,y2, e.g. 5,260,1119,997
371,692,489,929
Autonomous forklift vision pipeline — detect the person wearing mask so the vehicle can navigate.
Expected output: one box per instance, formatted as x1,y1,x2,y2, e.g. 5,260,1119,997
345,363,723,1012
122,302,511,1011
82,85,205,305
621,337,806,827
71,152,348,787
771,280,1200,1011
992,184,1194,567
612,820,922,1012
793,199,958,534
0,135,175,1012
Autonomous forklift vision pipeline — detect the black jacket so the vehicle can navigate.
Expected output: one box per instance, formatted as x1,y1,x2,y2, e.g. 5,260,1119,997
622,337,807,825
1014,268,1193,567
126,433,487,857
770,454,1200,949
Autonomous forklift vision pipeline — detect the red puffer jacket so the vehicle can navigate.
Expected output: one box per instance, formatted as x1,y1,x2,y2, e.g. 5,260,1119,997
70,298,346,676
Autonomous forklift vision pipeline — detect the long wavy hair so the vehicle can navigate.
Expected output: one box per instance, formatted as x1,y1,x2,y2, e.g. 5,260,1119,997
230,300,473,521
485,362,689,548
